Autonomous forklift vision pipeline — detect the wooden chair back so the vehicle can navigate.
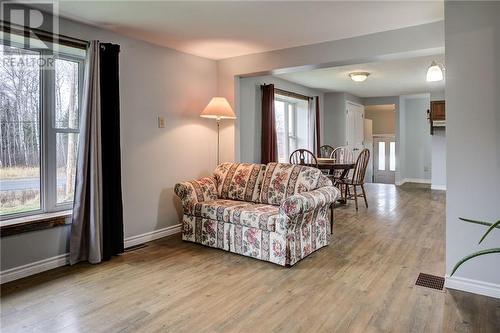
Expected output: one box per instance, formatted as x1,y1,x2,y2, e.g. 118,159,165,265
351,148,370,184
331,146,354,163
289,149,318,168
319,145,335,158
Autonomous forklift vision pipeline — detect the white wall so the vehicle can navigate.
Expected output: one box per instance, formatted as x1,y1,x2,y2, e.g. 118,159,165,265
365,107,395,135
445,1,500,292
431,130,446,190
323,92,364,148
430,91,446,190
238,76,324,163
217,22,445,162
323,92,347,148
400,95,432,182
1,14,218,271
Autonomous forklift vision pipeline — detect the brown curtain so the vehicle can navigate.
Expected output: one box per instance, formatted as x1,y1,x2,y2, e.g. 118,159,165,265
261,84,277,164
315,96,321,154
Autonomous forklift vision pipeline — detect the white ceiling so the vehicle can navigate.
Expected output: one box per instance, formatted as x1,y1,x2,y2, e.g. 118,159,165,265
53,1,444,60
276,54,446,97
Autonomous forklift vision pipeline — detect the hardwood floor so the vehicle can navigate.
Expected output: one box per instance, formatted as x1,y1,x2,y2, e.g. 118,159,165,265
1,184,499,332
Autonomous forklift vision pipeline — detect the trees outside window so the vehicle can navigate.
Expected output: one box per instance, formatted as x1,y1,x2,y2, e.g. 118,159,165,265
0,43,84,219
274,94,310,163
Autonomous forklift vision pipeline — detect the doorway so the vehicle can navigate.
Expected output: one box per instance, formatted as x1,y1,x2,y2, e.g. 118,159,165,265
373,136,396,184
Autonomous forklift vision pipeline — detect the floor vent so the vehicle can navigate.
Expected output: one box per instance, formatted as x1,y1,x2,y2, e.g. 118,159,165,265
415,273,445,290
125,244,148,252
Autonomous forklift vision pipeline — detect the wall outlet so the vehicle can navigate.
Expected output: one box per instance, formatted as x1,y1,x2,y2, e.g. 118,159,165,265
157,115,166,128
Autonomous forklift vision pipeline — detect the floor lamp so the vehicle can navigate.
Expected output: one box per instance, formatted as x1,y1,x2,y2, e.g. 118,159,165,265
200,97,236,165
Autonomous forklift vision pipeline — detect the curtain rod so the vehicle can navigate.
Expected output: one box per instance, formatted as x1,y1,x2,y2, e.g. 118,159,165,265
274,88,313,101
261,84,313,101
1,22,89,50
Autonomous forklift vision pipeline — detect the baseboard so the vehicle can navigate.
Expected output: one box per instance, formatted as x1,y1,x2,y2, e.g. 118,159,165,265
431,184,447,191
396,178,431,186
124,224,181,248
0,224,181,284
445,275,500,299
0,253,70,284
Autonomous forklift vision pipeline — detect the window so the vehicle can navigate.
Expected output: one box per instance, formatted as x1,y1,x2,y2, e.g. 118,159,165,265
378,141,386,171
274,93,310,163
0,42,85,219
389,141,396,171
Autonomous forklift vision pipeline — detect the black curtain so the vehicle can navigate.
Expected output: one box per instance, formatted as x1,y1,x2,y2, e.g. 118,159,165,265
315,96,321,155
261,84,277,164
99,43,124,260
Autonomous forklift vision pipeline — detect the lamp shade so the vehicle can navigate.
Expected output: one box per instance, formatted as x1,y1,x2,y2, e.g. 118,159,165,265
349,72,370,82
200,97,236,120
426,61,444,82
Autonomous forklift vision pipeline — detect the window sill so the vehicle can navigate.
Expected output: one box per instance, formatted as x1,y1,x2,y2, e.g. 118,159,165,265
0,210,72,237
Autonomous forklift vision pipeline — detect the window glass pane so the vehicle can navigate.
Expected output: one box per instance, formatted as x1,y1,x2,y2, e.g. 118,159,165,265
0,45,41,216
55,58,79,129
389,141,396,171
274,100,286,162
288,103,294,136
56,133,78,204
378,142,386,171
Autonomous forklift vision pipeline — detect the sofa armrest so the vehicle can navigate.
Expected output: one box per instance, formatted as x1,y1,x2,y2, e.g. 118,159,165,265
174,177,218,214
280,186,339,218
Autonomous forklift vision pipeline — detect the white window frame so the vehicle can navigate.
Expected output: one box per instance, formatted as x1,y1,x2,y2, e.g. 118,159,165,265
275,96,298,162
1,42,85,220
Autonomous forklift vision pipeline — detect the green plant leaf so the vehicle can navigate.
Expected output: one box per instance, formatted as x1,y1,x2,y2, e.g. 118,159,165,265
451,248,500,276
459,217,500,229
478,220,500,244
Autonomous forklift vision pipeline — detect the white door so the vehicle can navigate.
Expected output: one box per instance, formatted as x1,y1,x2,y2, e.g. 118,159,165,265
363,119,373,183
346,102,364,159
373,136,396,184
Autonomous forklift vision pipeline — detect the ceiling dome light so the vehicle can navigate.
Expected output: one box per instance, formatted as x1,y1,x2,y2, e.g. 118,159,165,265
349,72,370,82
426,61,444,82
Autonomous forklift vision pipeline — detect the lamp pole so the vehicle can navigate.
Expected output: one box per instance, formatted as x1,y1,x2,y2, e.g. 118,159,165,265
216,117,220,165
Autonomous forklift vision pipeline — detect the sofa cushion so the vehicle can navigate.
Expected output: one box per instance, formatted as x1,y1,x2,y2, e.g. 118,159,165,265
259,163,323,205
192,199,285,232
214,163,266,202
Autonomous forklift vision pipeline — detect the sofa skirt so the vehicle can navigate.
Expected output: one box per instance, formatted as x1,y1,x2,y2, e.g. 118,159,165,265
181,213,330,266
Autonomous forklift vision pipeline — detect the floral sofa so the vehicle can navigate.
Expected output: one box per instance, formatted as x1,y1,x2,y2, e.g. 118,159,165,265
174,162,340,266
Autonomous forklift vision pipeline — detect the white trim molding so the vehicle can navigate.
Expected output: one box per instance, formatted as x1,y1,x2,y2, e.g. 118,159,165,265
373,134,396,138
396,178,432,186
124,224,181,248
0,253,70,284
431,184,447,191
0,224,181,284
445,275,500,299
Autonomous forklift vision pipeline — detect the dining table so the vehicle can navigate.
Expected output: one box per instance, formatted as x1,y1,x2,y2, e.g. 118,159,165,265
316,158,356,182
314,158,356,206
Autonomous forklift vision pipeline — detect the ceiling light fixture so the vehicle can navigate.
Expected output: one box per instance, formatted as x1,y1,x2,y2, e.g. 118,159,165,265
349,72,370,82
426,61,444,82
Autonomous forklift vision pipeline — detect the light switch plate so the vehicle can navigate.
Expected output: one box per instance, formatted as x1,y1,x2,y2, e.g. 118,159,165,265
157,115,166,128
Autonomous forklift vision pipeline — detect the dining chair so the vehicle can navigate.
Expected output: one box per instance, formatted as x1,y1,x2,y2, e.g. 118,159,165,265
330,146,354,184
330,146,353,162
289,149,318,168
337,148,370,210
319,145,335,158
